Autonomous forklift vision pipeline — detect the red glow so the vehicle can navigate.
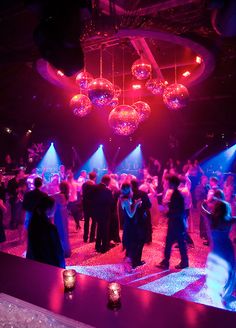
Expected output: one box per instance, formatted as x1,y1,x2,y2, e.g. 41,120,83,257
195,56,202,64
132,84,142,90
182,71,191,77
57,70,64,77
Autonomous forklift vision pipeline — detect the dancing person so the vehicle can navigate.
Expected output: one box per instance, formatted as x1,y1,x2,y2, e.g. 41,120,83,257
23,177,48,229
120,183,143,269
7,169,25,229
202,189,236,308
109,180,121,245
195,175,210,243
94,175,114,253
179,177,194,247
82,171,97,243
131,179,151,251
15,180,28,243
53,181,71,258
67,171,81,230
27,196,65,268
0,198,7,249
157,175,189,269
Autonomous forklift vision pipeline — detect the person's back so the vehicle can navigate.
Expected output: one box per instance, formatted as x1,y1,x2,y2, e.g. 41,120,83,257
27,196,65,268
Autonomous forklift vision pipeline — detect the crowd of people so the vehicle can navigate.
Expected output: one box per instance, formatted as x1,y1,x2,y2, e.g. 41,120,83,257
0,155,236,307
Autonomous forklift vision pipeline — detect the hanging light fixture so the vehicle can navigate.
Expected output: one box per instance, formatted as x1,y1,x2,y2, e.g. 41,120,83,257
88,45,114,107
131,58,152,80
146,79,168,95
163,50,189,110
108,105,139,136
70,94,92,117
132,101,151,123
163,83,189,110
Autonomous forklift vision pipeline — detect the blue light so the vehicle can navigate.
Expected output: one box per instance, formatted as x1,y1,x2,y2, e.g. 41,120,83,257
77,146,108,181
99,144,103,148
37,143,61,179
201,143,236,173
116,145,144,175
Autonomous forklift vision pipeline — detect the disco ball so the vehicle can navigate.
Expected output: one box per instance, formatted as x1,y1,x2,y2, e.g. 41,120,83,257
108,97,119,109
75,71,93,90
132,101,151,123
146,79,168,95
108,105,139,136
70,94,92,117
163,83,189,110
131,58,152,80
114,85,122,98
88,78,114,107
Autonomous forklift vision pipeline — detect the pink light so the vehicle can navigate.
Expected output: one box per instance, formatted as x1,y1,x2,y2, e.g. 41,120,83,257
195,56,202,64
182,71,191,77
132,84,142,90
57,70,64,77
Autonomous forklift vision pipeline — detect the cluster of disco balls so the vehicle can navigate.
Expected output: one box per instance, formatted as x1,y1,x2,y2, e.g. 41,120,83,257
131,57,189,111
69,58,189,135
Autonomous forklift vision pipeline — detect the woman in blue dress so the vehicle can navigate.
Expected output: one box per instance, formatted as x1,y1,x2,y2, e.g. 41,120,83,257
53,181,71,258
119,183,142,270
202,189,236,307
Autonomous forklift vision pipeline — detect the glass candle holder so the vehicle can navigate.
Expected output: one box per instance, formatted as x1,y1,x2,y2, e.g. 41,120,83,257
63,269,76,291
107,282,121,309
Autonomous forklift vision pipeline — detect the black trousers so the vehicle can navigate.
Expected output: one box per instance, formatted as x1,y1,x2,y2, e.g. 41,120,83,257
83,209,96,242
95,216,110,252
164,227,189,265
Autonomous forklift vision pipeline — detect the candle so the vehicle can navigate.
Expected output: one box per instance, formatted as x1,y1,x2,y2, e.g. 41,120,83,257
63,269,76,291
108,282,121,309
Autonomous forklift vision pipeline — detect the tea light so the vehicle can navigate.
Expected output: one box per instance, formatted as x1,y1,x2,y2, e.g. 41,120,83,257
108,282,121,309
63,269,76,291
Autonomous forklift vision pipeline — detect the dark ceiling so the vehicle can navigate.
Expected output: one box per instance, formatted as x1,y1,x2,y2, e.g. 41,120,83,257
0,0,236,164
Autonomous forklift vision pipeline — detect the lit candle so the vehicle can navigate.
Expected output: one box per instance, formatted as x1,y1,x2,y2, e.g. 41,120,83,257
63,269,76,291
108,282,121,309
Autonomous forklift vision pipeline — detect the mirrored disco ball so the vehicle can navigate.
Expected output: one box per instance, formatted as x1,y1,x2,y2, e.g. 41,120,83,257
163,83,189,110
132,101,151,123
108,105,139,136
70,94,92,117
146,79,168,95
131,58,152,80
88,78,114,107
108,97,119,109
75,71,94,90
114,85,122,98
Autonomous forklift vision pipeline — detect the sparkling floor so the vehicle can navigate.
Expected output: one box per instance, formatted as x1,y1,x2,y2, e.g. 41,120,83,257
2,210,236,311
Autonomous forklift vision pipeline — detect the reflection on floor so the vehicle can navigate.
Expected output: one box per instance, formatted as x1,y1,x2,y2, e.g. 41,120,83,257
2,210,236,311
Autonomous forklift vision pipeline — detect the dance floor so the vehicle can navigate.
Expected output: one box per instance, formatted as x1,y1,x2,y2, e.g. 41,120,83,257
2,210,236,312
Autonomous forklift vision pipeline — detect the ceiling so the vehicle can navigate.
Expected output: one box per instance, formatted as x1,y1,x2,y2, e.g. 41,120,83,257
0,0,236,163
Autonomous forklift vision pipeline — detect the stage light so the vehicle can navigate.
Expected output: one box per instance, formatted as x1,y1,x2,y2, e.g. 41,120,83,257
132,84,142,90
116,145,144,175
57,70,64,77
78,146,108,181
5,127,12,134
201,143,236,172
37,142,61,175
182,71,191,77
195,56,202,64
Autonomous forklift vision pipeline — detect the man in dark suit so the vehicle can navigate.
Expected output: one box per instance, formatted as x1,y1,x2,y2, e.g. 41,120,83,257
23,177,48,228
82,171,97,243
94,174,114,253
157,175,189,270
131,179,152,268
